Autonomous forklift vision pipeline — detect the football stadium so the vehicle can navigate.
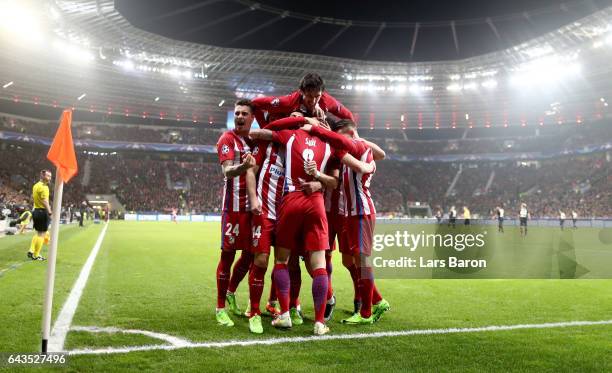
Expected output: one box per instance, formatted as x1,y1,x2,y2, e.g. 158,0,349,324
1,0,612,371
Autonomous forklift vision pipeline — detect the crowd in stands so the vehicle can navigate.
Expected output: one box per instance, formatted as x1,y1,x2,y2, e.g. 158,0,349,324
1,113,611,218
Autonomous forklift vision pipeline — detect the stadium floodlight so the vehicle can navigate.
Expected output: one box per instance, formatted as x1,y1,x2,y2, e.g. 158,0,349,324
0,1,44,43
481,79,498,89
446,83,462,92
53,39,95,63
154,97,160,102
463,82,478,90
77,93,86,101
218,100,225,107
2,81,14,89
510,56,581,87
449,74,461,81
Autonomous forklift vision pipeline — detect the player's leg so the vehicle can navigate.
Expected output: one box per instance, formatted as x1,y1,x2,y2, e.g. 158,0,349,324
308,250,329,335
323,250,336,321
247,252,267,334
226,213,253,315
216,248,236,326
342,253,361,314
271,246,292,328
287,254,303,325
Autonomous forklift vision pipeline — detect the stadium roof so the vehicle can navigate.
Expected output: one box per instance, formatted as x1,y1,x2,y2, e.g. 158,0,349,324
115,0,612,62
0,0,611,128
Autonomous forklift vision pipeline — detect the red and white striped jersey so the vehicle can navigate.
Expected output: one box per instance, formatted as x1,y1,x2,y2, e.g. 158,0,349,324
253,141,285,220
217,130,252,213
272,129,332,194
341,140,376,216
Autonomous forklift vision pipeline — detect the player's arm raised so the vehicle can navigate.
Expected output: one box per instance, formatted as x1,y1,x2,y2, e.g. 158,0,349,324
249,129,274,141
361,139,386,160
340,153,375,174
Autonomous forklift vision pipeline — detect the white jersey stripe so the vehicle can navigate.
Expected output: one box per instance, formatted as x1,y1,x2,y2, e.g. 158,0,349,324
284,135,295,192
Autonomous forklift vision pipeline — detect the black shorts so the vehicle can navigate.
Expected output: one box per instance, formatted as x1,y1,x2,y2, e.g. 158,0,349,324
32,209,50,232
520,217,527,226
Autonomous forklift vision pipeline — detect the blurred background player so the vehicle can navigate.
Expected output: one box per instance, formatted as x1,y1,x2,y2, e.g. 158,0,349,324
519,203,529,237
559,210,566,230
463,206,471,226
214,99,257,327
435,206,443,224
496,204,505,233
572,210,578,229
448,206,457,228
171,208,178,224
28,170,52,261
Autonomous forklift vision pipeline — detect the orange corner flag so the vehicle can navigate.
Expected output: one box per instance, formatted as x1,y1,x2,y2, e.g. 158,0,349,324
47,109,78,183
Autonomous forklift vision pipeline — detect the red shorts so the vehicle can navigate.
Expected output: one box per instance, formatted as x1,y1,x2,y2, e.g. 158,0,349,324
251,214,276,254
221,211,251,251
343,214,376,257
275,192,329,252
327,213,346,252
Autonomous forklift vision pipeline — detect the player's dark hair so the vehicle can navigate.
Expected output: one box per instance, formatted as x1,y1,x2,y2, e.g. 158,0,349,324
40,169,51,176
234,99,255,114
299,73,325,92
332,119,356,132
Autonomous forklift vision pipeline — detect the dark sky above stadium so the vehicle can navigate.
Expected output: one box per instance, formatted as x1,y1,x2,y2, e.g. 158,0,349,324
117,0,612,62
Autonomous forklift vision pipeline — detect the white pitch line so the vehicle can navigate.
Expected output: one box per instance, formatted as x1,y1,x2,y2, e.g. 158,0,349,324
66,319,612,356
48,223,109,353
70,326,192,347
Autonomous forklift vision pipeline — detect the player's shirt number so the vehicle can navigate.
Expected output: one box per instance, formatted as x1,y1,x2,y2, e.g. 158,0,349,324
225,223,240,236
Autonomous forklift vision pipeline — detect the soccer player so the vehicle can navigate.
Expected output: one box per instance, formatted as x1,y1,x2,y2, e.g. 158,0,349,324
496,204,505,233
448,206,457,228
571,210,578,229
519,203,529,237
435,207,443,224
244,113,318,333
171,208,178,224
28,170,52,261
463,206,471,226
310,119,390,325
249,117,374,335
215,99,258,327
559,210,566,230
251,73,354,128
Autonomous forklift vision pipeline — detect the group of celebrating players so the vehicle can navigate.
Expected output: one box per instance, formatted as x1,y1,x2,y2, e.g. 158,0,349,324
214,73,389,335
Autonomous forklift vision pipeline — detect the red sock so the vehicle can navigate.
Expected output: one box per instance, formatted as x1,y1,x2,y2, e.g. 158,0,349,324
325,253,334,301
216,250,236,309
273,263,290,314
347,264,361,302
312,268,328,323
289,259,302,309
358,266,374,318
228,250,253,293
248,264,266,316
372,284,383,304
268,271,277,302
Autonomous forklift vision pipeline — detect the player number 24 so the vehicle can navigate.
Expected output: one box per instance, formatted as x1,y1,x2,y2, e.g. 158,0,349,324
225,223,240,236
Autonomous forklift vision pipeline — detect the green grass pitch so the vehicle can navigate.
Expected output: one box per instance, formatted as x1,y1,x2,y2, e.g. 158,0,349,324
1,221,612,372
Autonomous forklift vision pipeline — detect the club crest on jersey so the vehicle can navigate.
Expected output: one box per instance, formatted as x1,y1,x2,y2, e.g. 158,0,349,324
252,146,259,156
221,144,230,154
305,137,317,147
271,98,280,107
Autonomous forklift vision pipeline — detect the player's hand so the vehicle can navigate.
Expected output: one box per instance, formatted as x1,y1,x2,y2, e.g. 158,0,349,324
319,120,331,130
304,160,317,176
304,117,320,126
241,154,256,169
301,123,313,132
250,199,262,215
300,180,322,195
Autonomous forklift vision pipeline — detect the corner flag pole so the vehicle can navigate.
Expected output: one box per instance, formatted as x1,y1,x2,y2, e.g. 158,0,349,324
40,109,78,354
41,167,64,353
